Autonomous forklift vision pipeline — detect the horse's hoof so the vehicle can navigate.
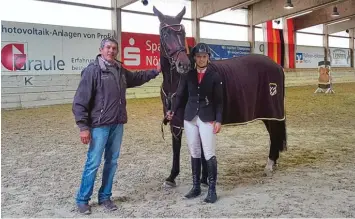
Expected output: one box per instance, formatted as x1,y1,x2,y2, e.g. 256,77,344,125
163,180,176,188
263,168,273,177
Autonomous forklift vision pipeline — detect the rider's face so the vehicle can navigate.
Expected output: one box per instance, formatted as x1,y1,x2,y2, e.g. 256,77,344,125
194,53,209,68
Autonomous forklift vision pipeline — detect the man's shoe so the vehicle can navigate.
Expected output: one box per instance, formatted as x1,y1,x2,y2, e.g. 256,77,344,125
99,199,118,211
77,203,91,215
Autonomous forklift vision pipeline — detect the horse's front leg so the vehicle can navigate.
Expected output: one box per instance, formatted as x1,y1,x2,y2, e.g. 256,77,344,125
164,126,183,187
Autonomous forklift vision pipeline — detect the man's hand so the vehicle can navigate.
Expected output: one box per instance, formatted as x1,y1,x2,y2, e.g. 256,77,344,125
213,122,221,134
149,61,161,79
149,69,160,79
166,111,174,120
156,61,161,72
80,130,91,144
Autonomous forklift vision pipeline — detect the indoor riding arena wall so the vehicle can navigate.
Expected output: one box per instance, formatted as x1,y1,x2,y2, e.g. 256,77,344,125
2,68,354,110
2,22,355,110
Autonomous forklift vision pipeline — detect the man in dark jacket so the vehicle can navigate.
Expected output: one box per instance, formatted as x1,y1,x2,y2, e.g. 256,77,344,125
167,43,223,203
72,37,160,214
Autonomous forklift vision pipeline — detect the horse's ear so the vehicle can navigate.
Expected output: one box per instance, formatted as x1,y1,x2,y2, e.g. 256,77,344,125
176,6,186,23
153,6,164,22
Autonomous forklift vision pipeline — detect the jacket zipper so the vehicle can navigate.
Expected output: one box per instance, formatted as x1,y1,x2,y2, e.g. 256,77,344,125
117,67,122,105
98,99,104,123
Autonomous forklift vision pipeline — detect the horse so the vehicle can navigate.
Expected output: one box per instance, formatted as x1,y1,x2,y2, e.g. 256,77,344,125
153,6,288,188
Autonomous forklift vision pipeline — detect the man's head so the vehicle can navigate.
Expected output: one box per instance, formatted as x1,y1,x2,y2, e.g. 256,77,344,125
100,37,119,63
192,43,211,69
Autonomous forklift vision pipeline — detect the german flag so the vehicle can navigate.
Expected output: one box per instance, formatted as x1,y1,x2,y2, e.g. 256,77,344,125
285,18,295,68
266,19,295,68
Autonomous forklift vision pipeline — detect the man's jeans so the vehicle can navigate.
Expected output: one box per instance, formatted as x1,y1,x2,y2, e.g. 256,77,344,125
76,124,124,204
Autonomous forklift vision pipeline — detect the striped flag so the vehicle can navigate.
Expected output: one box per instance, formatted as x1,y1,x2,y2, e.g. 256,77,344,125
265,19,295,68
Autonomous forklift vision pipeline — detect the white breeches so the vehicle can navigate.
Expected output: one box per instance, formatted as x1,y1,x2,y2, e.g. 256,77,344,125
184,116,216,160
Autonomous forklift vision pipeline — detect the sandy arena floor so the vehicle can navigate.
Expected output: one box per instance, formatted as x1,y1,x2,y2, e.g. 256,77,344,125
1,83,355,218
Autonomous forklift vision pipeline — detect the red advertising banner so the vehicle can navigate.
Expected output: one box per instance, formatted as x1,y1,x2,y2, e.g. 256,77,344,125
121,32,195,70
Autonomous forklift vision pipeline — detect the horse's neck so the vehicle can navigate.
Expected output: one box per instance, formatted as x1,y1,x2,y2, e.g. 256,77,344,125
161,57,180,93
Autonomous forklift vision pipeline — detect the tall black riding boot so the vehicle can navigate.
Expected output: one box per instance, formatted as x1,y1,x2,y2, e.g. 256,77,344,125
204,156,217,203
184,157,201,199
201,146,208,186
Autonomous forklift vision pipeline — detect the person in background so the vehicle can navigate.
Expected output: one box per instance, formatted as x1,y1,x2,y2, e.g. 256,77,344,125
166,42,223,203
72,37,161,214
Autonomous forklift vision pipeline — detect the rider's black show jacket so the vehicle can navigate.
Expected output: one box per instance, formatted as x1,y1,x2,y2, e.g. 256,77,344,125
173,66,224,123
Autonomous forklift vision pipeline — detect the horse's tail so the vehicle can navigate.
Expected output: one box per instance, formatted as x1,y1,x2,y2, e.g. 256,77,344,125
279,118,287,152
280,67,287,152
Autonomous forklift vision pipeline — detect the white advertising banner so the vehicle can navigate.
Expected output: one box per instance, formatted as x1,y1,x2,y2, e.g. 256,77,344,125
1,21,112,75
253,42,267,56
295,46,325,68
328,48,351,67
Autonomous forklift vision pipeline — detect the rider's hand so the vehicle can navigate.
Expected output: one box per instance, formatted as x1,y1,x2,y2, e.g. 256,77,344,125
166,111,174,120
213,122,221,134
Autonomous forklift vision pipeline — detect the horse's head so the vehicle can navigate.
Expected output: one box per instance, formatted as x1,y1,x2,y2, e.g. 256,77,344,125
153,6,191,75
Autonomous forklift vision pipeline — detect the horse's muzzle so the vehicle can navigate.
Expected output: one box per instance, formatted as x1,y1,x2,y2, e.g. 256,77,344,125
176,60,190,74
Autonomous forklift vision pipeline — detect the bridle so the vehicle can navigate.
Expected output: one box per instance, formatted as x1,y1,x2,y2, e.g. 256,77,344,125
160,24,186,65
159,23,188,140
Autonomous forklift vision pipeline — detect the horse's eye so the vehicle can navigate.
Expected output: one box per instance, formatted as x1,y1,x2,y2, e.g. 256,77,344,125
163,33,168,38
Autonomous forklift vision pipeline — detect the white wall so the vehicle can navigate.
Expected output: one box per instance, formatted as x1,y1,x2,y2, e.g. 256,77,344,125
1,74,163,109
1,74,80,108
200,38,250,47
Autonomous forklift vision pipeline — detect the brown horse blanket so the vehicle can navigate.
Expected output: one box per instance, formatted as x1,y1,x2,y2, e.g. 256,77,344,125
208,54,285,125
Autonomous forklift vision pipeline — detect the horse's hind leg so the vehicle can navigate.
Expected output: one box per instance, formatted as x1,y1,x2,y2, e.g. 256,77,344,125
164,127,182,187
263,120,284,176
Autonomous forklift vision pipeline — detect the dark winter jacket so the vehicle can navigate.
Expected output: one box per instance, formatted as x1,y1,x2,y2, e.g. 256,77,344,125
72,55,159,131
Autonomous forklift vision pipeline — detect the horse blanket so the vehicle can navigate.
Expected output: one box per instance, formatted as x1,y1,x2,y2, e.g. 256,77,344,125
208,54,285,125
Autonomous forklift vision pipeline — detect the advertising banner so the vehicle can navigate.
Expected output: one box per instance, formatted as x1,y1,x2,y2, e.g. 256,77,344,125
1,20,112,75
121,32,195,70
253,42,267,55
328,48,351,67
295,46,325,68
207,44,251,61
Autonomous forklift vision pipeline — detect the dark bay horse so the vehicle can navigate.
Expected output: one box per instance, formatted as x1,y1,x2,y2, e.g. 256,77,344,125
153,6,288,187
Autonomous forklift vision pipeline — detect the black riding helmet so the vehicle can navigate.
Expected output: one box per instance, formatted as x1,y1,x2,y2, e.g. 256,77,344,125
192,43,211,57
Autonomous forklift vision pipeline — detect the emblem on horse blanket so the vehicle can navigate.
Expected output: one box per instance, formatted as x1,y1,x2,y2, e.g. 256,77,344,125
269,83,277,96
208,54,286,125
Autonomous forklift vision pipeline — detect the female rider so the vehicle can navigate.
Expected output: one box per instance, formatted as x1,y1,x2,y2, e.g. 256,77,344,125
167,42,223,203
